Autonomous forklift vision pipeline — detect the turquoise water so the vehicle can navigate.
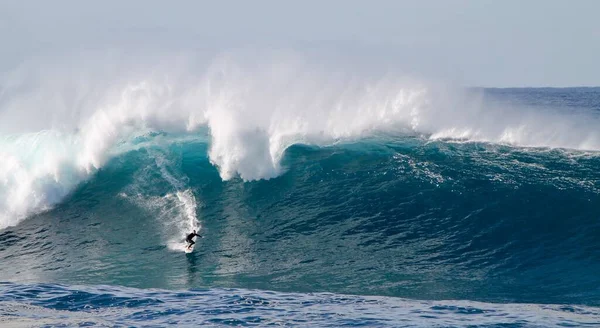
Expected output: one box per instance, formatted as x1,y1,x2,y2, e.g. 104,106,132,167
1,88,600,326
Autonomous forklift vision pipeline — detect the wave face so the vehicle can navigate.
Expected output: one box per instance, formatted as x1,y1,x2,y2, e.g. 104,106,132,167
3,132,600,304
1,53,600,326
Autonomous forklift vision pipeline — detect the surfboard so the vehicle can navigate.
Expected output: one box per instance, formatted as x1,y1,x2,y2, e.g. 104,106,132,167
185,243,194,253
185,242,196,254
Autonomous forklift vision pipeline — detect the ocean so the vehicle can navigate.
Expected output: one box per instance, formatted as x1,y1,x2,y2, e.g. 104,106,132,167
1,57,599,327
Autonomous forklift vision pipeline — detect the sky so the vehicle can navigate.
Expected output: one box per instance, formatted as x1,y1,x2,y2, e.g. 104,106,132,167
1,0,599,87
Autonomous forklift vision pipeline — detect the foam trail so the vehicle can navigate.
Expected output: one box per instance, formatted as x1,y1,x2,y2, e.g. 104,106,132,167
165,190,200,252
124,189,199,252
2,50,600,229
148,149,201,250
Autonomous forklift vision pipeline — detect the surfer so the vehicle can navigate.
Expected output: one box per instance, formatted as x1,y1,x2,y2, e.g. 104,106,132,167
186,230,202,249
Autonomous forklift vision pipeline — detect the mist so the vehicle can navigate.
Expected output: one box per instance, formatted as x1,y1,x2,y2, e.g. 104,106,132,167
1,1,600,228
2,0,600,86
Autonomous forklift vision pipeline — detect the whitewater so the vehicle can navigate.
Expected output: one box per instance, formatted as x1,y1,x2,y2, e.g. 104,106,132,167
1,51,600,327
1,51,599,230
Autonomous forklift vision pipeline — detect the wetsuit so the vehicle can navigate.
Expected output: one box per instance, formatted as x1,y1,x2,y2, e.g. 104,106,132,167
186,232,201,247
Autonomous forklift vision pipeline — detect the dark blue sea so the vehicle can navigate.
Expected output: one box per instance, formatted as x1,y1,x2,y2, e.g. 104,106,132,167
1,60,600,328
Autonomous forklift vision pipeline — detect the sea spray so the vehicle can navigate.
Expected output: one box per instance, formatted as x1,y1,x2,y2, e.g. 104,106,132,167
2,51,600,229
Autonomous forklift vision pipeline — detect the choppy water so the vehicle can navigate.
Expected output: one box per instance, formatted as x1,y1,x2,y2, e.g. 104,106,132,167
1,55,599,327
2,283,600,327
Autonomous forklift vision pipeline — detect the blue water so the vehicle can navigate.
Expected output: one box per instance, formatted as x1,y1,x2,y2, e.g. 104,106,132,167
1,87,600,327
2,283,599,327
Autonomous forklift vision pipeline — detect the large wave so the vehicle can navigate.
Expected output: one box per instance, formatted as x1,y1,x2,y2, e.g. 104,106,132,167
1,50,599,229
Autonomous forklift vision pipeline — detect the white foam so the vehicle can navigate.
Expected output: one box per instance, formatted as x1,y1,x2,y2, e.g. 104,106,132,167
124,188,201,252
1,50,600,228
0,131,85,229
123,149,201,251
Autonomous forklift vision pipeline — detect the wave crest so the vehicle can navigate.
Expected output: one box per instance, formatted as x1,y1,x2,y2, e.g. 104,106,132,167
1,50,599,228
